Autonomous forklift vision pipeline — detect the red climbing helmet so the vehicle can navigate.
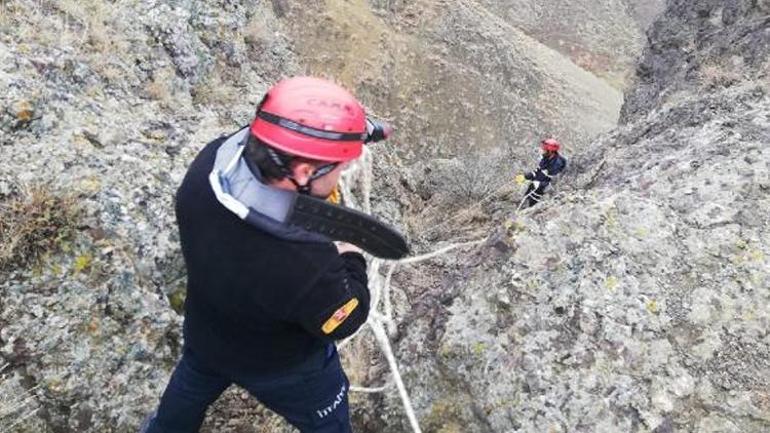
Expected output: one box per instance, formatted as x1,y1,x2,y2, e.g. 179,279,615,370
541,138,561,152
250,77,367,162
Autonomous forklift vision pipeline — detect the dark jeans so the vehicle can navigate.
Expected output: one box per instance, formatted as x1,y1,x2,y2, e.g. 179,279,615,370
525,182,548,207
142,345,351,433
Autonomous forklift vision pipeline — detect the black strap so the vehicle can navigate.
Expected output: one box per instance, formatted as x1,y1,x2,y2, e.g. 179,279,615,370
288,194,409,260
257,111,366,142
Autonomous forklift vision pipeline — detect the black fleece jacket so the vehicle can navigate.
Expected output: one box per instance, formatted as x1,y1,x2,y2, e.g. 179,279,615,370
175,136,370,375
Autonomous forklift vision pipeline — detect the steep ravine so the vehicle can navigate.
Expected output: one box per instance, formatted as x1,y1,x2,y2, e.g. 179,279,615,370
376,1,770,432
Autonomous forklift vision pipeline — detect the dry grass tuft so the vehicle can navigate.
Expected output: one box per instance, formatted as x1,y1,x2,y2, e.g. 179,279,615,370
699,63,743,89
191,65,239,107
0,185,81,272
145,66,176,107
407,147,515,240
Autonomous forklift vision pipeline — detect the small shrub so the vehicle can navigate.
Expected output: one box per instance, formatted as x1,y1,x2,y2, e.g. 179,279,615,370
699,63,742,88
407,146,517,240
431,146,512,206
0,185,81,272
145,67,175,106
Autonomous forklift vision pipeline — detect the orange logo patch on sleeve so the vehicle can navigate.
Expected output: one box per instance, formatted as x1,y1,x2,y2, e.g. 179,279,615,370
321,298,359,334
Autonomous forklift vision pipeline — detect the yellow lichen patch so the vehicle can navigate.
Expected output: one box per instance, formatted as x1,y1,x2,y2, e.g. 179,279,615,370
472,341,487,356
77,177,102,196
73,253,93,273
603,207,618,228
646,299,659,314
605,275,619,292
168,290,186,314
749,249,765,262
733,248,766,266
509,220,526,232
60,241,73,253
46,377,63,393
525,278,541,293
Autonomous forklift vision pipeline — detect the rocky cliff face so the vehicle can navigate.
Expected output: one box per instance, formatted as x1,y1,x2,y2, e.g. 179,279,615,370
0,1,636,431
0,2,290,431
2,1,765,433
378,1,770,432
621,0,770,122
381,83,770,433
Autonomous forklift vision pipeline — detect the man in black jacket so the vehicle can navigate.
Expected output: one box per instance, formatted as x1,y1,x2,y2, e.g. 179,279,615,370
515,138,567,207
142,77,380,433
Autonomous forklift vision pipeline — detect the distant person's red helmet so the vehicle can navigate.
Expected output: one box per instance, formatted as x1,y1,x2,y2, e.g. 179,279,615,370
541,138,561,152
250,77,367,162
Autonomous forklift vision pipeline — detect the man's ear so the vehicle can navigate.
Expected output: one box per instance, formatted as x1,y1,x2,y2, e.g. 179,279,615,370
289,160,315,184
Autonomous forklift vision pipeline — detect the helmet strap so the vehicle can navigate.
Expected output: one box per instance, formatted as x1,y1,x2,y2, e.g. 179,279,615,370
288,176,313,195
263,144,333,195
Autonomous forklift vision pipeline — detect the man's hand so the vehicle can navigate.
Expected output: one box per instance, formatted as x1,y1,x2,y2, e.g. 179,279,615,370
515,174,526,185
334,241,364,255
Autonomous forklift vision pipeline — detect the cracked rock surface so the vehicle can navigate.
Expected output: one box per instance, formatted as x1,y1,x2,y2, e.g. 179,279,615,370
375,1,770,432
1,0,766,432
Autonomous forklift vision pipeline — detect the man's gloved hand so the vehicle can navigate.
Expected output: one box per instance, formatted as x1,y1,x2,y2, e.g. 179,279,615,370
364,117,393,143
326,185,342,205
515,174,526,185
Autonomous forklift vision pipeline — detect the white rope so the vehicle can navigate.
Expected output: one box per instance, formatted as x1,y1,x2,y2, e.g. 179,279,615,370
339,147,424,433
338,147,487,433
517,188,534,211
370,320,422,433
397,239,485,265
381,263,398,334
361,148,374,215
350,385,388,394
368,259,385,312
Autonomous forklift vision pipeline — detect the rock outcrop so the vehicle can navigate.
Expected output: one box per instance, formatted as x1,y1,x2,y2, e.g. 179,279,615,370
621,0,770,122
3,0,765,432
0,0,635,431
377,1,770,432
